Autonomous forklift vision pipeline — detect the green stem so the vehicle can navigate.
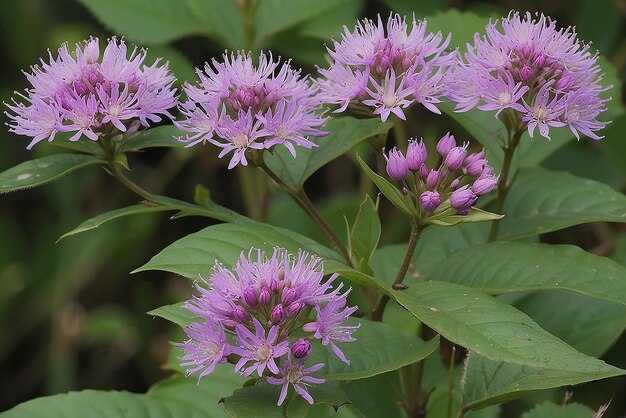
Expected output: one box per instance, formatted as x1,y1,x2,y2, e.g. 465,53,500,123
109,161,154,202
447,346,457,418
488,130,522,241
392,116,408,150
257,162,353,266
238,165,264,220
372,220,421,321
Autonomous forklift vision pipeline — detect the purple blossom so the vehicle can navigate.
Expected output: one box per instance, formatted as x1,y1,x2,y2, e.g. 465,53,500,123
450,185,478,213
303,296,359,364
317,13,455,121
266,355,325,406
176,51,328,168
5,37,176,149
444,144,468,171
472,175,499,196
232,318,289,377
177,321,230,383
385,147,409,181
420,191,441,213
291,339,311,359
436,132,456,156
447,11,610,140
406,139,427,170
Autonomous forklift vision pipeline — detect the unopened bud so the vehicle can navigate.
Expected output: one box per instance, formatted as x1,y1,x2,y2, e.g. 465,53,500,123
271,304,285,323
291,339,311,358
450,185,477,210
259,287,271,305
406,139,427,170
426,170,439,189
444,146,468,171
385,148,409,181
436,133,456,157
420,191,442,213
472,175,498,196
243,286,258,306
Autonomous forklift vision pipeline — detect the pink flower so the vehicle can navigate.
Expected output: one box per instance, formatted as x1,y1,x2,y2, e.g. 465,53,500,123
266,354,325,406
232,318,289,377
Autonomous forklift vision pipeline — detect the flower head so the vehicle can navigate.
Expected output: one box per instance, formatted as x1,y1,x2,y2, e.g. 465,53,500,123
447,11,610,140
176,51,328,168
317,13,454,120
5,37,177,149
179,248,358,406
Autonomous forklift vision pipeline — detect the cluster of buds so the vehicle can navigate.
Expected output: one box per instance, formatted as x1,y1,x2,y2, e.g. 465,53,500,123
385,133,498,217
178,249,359,406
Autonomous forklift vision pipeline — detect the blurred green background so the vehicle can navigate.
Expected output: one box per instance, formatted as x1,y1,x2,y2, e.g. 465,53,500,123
0,0,625,416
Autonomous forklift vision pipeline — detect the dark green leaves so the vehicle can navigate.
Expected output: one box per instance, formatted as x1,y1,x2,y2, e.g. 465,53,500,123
264,117,392,190
308,319,439,381
427,241,626,306
462,354,620,411
253,0,351,47
0,154,103,193
498,167,626,240
349,196,381,264
394,281,624,373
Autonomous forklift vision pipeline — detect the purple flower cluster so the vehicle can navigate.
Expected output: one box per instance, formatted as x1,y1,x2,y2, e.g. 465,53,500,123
5,38,177,149
176,52,328,169
178,248,358,406
447,11,610,140
317,13,455,122
385,133,498,215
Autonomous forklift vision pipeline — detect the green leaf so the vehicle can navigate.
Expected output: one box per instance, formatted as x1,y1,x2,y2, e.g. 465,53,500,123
356,155,415,216
47,133,102,154
298,0,362,39
264,117,392,190
521,402,596,418
515,291,626,357
147,302,198,328
498,167,626,240
425,9,489,49
222,381,349,418
0,154,103,193
119,125,184,152
308,319,439,381
186,0,245,49
58,203,175,241
393,281,624,373
462,354,617,411
253,0,350,47
134,221,343,277
427,241,626,307
349,196,381,263
76,0,204,44
145,45,196,85
427,207,503,226
148,370,244,417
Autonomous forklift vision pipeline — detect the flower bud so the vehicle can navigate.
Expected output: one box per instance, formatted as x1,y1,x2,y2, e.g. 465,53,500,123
406,139,427,170
385,148,409,181
533,53,545,68
286,301,302,317
426,170,439,189
444,146,468,171
233,305,250,323
520,64,532,81
281,287,297,306
479,165,494,179
472,175,498,196
436,133,456,157
259,286,272,305
450,178,460,190
464,151,486,177
302,322,317,333
420,191,442,213
450,185,477,210
271,304,285,323
270,278,280,294
419,163,428,178
243,286,258,306
291,339,311,359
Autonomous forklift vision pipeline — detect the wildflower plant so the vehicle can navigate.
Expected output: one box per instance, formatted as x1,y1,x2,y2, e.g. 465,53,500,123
1,3,625,418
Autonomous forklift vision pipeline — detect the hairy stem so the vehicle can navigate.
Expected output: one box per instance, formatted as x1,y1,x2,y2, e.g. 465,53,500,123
238,165,265,221
488,130,522,241
372,220,421,321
